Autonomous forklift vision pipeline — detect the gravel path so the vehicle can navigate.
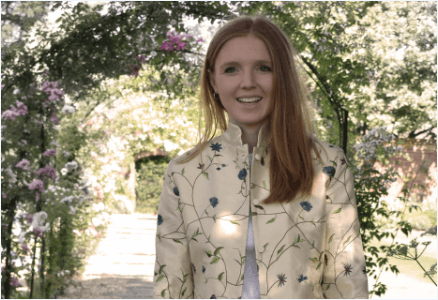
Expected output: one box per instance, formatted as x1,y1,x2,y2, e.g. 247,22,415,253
58,214,437,299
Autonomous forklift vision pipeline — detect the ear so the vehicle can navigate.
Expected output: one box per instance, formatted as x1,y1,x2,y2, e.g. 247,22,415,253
208,69,217,92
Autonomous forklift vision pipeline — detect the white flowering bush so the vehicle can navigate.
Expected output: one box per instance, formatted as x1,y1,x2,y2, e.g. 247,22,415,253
1,78,107,298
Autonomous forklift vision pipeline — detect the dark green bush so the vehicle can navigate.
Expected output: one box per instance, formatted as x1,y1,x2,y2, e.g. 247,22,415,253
135,156,170,214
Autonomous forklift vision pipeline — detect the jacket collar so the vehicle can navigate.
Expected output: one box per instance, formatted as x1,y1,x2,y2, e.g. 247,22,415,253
223,120,271,149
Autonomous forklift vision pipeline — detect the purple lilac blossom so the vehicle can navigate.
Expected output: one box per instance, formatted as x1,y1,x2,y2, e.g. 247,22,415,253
15,159,30,170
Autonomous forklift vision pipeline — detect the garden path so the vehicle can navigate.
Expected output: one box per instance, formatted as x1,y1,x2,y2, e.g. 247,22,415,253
59,214,437,299
59,213,156,299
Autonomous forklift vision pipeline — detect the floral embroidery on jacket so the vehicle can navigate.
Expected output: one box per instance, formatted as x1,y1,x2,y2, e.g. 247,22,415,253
153,122,368,299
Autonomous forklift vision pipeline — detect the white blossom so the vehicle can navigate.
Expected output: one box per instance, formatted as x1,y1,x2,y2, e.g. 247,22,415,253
61,168,68,176
4,167,17,183
32,211,49,232
62,105,76,114
68,206,76,215
60,196,74,204
65,161,78,171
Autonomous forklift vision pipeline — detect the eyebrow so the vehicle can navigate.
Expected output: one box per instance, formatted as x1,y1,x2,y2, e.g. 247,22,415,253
219,60,272,69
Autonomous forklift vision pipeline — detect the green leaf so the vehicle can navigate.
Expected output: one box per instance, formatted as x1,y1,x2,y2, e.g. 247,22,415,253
277,244,286,255
230,220,240,226
205,250,212,257
254,205,265,210
210,257,220,264
173,239,183,244
310,257,319,262
343,235,352,247
241,274,244,281
202,172,209,180
266,217,276,224
181,287,187,297
181,168,185,175
159,265,166,274
316,262,322,270
218,272,224,281
156,275,164,282
328,233,335,243
207,155,213,162
326,283,330,290
333,208,342,214
262,181,266,189
161,289,166,297
292,235,300,245
214,247,224,256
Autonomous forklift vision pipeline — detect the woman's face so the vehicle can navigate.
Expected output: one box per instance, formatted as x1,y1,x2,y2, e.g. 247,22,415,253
210,34,273,129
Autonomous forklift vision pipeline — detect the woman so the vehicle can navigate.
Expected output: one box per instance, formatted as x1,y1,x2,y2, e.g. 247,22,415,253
153,16,369,299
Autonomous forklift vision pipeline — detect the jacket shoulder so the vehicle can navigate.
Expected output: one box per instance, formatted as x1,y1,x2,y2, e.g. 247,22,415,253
169,135,225,167
313,138,345,165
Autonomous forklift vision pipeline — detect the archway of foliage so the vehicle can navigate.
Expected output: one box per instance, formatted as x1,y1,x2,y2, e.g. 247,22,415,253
1,1,436,298
1,2,231,298
74,68,200,216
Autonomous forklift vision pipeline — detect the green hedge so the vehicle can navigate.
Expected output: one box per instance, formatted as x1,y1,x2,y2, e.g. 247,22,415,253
135,156,170,214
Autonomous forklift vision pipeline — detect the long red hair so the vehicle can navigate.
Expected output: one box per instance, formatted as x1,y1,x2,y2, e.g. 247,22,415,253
177,15,322,204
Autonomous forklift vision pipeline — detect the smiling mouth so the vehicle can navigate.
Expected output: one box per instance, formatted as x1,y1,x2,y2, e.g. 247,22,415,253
237,97,263,103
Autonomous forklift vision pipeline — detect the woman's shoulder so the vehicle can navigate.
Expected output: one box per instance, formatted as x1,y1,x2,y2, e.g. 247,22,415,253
169,135,225,168
312,137,346,165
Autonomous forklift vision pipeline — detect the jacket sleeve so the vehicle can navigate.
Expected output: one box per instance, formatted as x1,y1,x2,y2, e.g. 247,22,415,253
153,160,193,299
323,147,369,299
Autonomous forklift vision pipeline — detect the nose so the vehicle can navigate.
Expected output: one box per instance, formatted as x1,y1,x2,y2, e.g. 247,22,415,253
240,69,257,89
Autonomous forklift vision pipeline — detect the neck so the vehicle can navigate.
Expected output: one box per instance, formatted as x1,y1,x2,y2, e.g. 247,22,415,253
231,120,269,154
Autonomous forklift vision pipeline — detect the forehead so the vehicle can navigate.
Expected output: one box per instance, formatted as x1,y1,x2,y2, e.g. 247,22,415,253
215,35,271,66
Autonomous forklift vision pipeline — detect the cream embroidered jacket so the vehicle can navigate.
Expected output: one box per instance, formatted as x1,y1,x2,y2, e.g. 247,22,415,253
153,122,369,299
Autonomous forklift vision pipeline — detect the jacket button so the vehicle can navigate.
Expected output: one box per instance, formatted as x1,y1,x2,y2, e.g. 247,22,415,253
255,154,261,160
253,198,260,205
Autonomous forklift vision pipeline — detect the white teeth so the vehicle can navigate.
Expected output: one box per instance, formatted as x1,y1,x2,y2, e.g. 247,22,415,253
237,97,262,103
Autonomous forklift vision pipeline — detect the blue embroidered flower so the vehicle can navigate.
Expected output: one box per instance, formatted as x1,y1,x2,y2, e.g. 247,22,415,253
157,214,163,226
209,197,218,208
344,263,353,276
216,167,221,171
202,265,206,273
277,273,287,287
210,295,217,299
238,168,247,180
341,157,346,165
173,187,179,196
297,274,308,283
210,143,222,152
323,166,336,178
222,164,226,167
300,201,313,212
